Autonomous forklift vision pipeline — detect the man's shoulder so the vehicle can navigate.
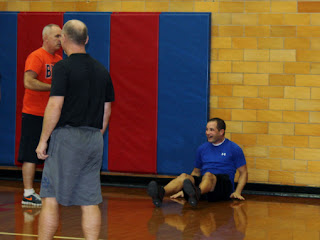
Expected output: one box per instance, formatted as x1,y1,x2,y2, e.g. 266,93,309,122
197,142,211,151
224,138,243,151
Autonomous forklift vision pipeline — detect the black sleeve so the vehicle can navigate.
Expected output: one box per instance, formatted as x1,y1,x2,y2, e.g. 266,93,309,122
50,61,68,97
105,71,115,102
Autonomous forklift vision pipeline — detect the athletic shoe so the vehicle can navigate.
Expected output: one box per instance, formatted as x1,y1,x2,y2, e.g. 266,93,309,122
183,179,201,207
21,193,42,206
147,181,165,207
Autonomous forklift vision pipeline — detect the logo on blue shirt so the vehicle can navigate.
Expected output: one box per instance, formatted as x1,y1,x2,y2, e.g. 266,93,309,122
221,153,226,156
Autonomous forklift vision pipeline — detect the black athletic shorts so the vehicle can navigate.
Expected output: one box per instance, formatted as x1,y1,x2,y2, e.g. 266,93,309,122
18,113,45,165
184,174,233,202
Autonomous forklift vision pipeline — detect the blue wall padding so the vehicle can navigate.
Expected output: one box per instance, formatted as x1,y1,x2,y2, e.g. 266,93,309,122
63,12,112,171
108,13,160,173
0,12,18,166
157,13,211,175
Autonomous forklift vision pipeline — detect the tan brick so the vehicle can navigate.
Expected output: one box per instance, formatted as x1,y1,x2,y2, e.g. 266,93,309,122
271,1,297,13
269,99,295,110
233,85,258,97
258,14,284,25
257,110,282,122
211,73,218,85
309,137,320,149
269,171,294,184
8,1,30,11
311,13,320,25
30,2,53,11
258,38,283,49
212,26,219,37
243,122,268,134
295,124,320,136
310,38,320,50
310,112,320,123
248,168,269,182
0,3,7,11
296,172,320,186
245,26,270,37
218,73,243,85
231,133,257,146
283,14,310,26
258,62,283,74
210,108,232,120
308,161,320,173
219,2,244,13
298,2,320,13
271,26,296,37
210,96,218,108
269,123,294,135
232,38,257,49
297,26,320,37
245,157,255,169
270,50,296,62
212,13,232,25
211,61,232,73
243,74,269,86
269,147,294,159
211,49,218,60
283,111,309,123
256,158,281,170
212,37,232,49
269,74,295,86
210,84,233,97
257,135,282,146
169,2,193,12
297,50,320,62
259,86,284,98
243,146,268,158
220,26,244,37
219,49,243,61
246,2,270,13
232,109,257,121
98,2,122,11
296,75,320,87
282,159,307,172
284,62,310,74
232,14,258,25
244,50,269,62
284,87,310,99
284,38,310,49
76,2,97,11
195,2,219,12
225,121,243,133
233,62,258,73
296,99,320,111
311,63,320,74
283,136,309,147
218,97,243,109
244,98,268,110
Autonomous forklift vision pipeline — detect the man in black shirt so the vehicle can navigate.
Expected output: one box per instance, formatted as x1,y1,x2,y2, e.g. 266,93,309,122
36,19,114,240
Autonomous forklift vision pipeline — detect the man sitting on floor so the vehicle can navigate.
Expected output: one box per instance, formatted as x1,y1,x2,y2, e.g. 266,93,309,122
147,117,248,207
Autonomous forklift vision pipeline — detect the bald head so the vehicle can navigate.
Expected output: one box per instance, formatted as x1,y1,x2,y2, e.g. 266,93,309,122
62,20,88,46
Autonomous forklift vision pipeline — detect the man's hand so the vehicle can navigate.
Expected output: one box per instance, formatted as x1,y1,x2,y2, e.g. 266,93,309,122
36,141,49,160
170,190,184,199
230,192,245,200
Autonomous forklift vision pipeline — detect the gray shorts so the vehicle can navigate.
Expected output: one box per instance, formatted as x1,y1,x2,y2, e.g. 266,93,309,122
40,125,103,206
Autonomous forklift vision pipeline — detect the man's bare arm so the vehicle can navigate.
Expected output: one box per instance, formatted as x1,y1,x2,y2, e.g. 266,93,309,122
230,164,248,200
24,70,51,91
101,102,112,135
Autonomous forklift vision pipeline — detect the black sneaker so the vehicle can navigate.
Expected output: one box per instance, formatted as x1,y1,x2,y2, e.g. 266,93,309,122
21,193,42,206
183,179,201,207
147,181,165,207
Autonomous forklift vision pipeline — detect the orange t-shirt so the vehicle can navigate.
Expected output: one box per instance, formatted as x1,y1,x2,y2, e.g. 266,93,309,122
22,47,62,116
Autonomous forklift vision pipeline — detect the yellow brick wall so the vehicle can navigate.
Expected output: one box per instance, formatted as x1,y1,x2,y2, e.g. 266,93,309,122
2,0,320,188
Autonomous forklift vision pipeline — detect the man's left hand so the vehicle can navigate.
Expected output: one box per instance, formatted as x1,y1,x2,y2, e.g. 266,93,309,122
36,141,49,160
230,192,245,200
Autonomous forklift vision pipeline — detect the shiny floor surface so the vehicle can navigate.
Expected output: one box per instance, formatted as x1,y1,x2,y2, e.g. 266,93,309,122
0,180,319,240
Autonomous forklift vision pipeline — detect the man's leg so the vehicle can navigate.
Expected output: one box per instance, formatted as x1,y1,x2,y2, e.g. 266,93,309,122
38,197,59,240
198,172,217,194
81,205,101,240
22,162,36,189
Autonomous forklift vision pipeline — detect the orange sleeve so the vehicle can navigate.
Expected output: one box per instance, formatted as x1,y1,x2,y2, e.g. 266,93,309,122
24,51,43,75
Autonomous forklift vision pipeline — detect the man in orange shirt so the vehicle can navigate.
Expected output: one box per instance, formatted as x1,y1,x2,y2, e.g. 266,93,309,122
18,24,62,206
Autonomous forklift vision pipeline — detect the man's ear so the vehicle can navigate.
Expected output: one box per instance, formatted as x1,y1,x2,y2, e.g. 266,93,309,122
85,36,89,45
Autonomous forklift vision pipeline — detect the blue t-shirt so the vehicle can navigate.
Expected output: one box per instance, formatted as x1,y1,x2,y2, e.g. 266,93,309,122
195,138,246,190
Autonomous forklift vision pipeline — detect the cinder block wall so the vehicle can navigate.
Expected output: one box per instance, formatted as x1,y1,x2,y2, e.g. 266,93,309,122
1,0,320,188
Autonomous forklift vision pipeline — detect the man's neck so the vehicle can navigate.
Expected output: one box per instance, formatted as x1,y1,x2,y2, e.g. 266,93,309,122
212,138,225,146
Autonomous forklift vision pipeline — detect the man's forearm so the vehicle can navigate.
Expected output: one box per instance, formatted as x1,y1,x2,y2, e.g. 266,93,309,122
235,172,248,194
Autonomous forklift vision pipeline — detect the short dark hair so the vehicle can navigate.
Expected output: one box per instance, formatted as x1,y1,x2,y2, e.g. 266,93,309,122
63,20,88,45
208,118,226,132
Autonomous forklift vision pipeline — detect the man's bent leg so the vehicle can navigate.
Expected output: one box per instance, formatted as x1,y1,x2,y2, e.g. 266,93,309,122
38,197,59,240
81,205,101,240
199,172,217,194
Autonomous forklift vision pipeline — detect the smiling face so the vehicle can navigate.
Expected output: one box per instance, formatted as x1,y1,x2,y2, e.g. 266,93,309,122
206,121,225,144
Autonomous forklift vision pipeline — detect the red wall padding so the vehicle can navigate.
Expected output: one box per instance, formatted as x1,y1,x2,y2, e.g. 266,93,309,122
15,12,63,165
108,13,159,173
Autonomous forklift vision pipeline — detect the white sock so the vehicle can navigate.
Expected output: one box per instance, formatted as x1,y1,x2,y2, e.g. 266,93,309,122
24,188,35,197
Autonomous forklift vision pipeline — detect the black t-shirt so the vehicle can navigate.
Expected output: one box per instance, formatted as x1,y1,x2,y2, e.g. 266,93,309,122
50,53,114,129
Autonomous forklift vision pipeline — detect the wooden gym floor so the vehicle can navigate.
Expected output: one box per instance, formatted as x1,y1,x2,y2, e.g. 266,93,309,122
0,179,319,240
